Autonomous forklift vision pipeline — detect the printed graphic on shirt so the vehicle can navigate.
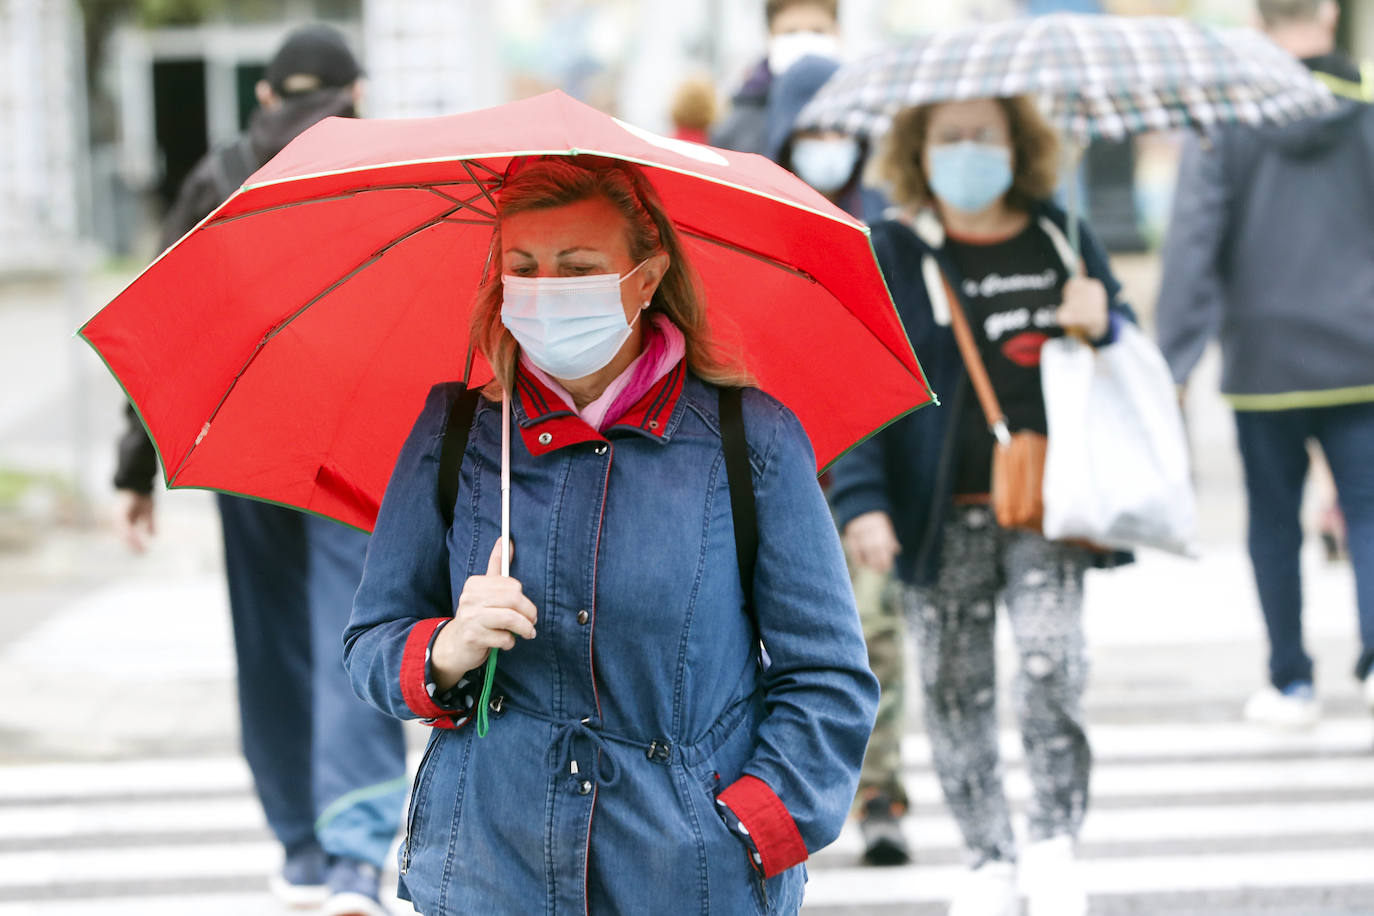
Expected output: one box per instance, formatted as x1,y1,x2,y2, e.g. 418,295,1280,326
945,225,1066,494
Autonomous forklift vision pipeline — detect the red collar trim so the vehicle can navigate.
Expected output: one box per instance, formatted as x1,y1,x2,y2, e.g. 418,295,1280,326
512,360,686,457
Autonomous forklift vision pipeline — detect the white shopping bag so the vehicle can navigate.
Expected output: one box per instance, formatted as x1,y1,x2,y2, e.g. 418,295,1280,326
1040,323,1196,555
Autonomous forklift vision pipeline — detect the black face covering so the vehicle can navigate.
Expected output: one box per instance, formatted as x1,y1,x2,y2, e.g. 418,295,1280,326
250,86,359,163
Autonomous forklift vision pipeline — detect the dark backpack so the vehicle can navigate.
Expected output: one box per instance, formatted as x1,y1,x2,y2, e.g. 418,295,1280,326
437,385,758,622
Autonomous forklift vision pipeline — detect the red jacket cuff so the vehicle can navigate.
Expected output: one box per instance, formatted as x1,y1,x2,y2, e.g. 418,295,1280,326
400,617,454,718
717,774,808,878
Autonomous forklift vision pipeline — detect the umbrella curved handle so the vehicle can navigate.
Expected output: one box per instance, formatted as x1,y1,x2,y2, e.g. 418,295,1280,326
476,391,512,738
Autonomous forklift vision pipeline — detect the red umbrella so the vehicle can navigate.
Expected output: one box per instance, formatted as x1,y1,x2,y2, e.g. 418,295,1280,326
81,90,934,532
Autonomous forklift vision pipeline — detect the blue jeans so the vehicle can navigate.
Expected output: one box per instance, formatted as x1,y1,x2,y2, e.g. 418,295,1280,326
218,495,407,867
1234,403,1374,690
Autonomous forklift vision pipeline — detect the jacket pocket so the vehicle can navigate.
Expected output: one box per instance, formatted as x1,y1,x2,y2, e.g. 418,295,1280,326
400,730,443,875
698,768,770,915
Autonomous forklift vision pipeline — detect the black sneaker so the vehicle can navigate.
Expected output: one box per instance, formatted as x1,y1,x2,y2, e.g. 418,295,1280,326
859,793,911,866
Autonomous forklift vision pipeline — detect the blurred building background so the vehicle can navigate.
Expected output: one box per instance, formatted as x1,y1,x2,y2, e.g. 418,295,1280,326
2,0,1372,278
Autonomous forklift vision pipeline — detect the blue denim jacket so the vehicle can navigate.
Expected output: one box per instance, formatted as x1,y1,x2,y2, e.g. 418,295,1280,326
344,363,878,915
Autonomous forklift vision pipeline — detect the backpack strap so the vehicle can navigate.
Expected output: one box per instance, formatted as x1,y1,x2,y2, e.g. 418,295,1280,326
719,387,759,623
439,386,482,529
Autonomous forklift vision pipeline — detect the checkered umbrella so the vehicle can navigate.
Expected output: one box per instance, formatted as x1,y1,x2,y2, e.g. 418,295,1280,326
797,13,1334,145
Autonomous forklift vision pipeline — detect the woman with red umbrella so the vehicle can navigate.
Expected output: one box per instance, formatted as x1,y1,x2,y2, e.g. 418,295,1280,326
343,156,878,914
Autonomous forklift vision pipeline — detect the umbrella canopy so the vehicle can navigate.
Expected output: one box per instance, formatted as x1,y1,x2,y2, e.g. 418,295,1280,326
797,13,1334,144
81,90,932,532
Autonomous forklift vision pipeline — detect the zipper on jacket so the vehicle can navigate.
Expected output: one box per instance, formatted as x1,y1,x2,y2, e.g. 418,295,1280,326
400,733,441,875
582,447,614,916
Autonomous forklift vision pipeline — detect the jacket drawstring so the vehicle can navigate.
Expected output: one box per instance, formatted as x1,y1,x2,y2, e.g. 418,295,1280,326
552,716,622,787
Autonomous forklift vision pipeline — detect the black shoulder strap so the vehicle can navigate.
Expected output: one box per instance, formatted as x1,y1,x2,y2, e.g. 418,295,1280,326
434,385,758,623
439,386,482,528
719,387,758,614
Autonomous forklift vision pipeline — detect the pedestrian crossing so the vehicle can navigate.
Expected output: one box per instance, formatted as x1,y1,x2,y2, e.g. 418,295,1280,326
0,716,1369,916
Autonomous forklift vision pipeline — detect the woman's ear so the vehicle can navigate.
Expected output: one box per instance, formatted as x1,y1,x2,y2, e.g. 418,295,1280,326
638,252,672,305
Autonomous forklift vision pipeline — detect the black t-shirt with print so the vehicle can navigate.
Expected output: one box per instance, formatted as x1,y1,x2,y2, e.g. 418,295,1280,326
946,223,1066,495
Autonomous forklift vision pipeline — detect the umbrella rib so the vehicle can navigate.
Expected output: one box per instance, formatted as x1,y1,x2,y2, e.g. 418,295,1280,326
465,158,506,181
205,182,493,227
678,228,817,282
167,209,459,484
460,159,502,211
424,186,497,221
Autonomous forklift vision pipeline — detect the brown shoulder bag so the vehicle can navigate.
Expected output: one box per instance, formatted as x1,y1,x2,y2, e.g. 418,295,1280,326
943,277,1047,533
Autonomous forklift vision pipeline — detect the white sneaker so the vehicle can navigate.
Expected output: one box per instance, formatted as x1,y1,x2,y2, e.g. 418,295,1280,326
1364,672,1374,713
1020,835,1087,916
949,860,1019,916
1243,683,1321,729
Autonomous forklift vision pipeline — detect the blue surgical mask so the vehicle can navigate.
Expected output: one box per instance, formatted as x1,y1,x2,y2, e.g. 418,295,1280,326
791,137,860,194
501,261,649,380
927,142,1014,214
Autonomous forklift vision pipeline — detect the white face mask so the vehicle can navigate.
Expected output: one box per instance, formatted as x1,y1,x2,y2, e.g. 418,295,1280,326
791,136,860,193
768,30,840,76
501,260,649,380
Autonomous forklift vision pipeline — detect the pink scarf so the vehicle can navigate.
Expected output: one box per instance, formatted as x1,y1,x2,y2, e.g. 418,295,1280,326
521,314,687,431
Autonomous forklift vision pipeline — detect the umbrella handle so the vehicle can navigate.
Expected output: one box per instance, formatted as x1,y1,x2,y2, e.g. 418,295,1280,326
476,391,512,738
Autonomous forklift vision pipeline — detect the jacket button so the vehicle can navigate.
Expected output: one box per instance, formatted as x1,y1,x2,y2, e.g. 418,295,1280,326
593,443,608,456
538,432,553,445
577,779,592,795
576,609,589,625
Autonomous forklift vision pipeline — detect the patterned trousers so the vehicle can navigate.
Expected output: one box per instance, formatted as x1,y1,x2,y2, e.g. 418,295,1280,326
906,505,1092,866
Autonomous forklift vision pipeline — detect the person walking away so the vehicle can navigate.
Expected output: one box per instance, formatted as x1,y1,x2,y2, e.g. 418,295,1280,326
1155,0,1374,728
710,0,841,155
343,155,878,914
112,25,406,916
831,96,1135,916
765,52,907,866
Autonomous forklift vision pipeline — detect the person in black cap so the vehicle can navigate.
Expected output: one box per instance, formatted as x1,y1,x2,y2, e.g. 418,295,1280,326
113,24,403,916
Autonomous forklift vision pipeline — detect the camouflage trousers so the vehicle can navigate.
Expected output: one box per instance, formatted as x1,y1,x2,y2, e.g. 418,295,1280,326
852,563,909,810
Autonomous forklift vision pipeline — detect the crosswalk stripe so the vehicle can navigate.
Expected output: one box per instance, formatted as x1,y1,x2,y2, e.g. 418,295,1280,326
818,799,1374,857
0,798,264,842
902,717,1373,763
0,895,409,916
3,717,1366,804
801,848,1374,908
902,756,1374,807
0,841,279,889
0,759,250,803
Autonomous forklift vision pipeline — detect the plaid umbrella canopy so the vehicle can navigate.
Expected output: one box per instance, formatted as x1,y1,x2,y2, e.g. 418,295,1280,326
797,13,1334,145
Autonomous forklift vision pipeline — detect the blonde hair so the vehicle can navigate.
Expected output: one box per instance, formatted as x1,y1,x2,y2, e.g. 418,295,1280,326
670,76,718,133
877,96,1061,213
470,156,752,395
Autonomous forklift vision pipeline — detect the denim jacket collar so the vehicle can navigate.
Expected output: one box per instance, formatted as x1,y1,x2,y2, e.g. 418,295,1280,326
511,359,688,457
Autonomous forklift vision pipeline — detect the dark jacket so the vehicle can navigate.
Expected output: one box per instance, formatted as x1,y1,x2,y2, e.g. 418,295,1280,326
828,203,1135,586
113,88,357,493
761,54,886,224
710,59,773,156
1156,54,1374,410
